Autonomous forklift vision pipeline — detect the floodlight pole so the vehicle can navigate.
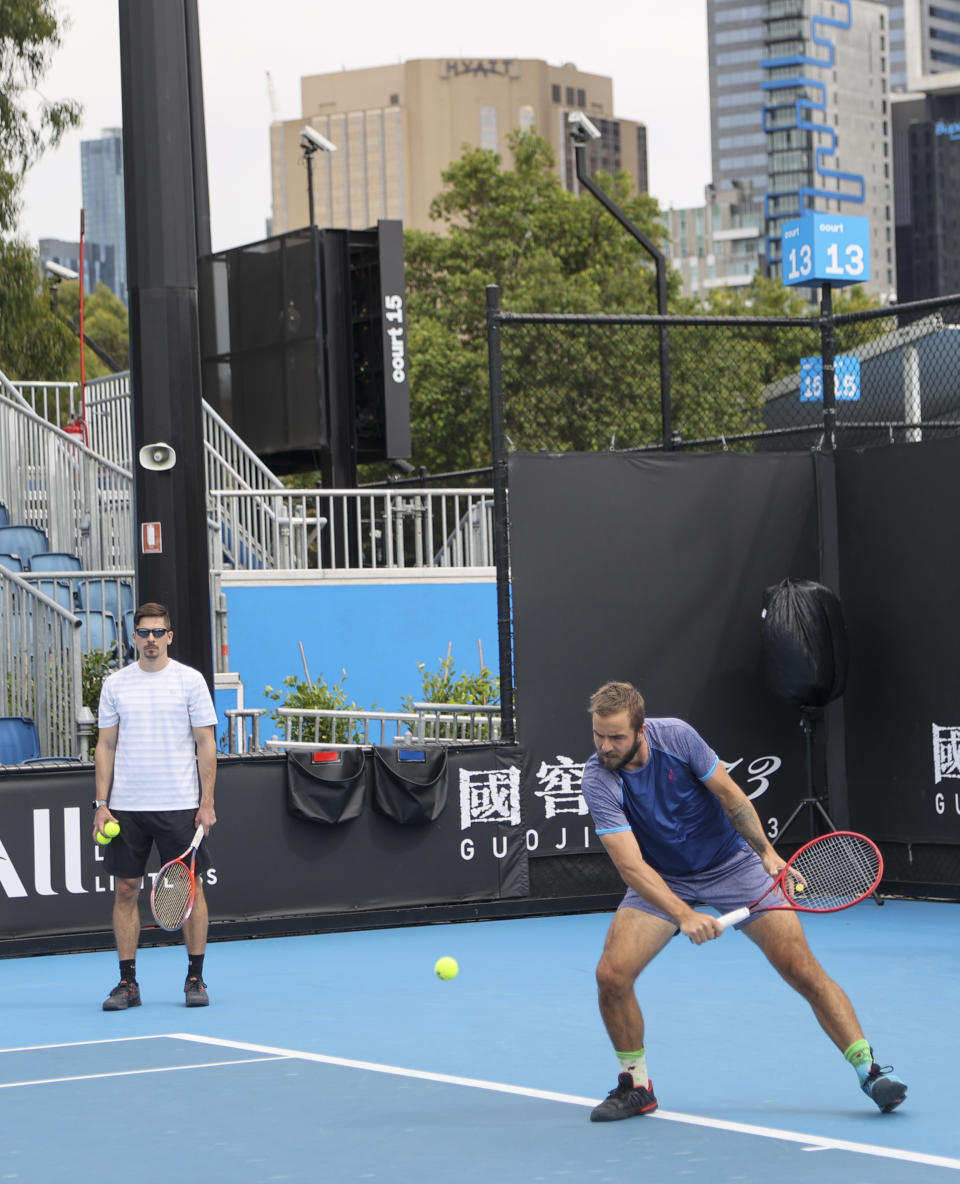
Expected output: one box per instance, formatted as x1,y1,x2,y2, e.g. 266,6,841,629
303,146,316,228
570,133,673,450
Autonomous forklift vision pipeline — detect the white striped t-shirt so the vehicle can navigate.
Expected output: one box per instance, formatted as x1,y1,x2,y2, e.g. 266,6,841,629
98,658,218,810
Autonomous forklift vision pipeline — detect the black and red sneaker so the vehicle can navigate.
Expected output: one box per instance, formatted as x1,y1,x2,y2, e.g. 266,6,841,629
184,976,209,1007
102,979,141,1011
590,1072,659,1122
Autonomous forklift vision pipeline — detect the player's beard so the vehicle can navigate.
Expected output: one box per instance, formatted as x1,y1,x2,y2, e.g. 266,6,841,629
599,737,641,770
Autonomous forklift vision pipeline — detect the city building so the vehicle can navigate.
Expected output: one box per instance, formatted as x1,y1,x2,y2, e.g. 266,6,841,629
80,127,127,306
892,73,960,299
662,182,765,299
270,59,648,234
903,0,960,79
707,0,894,300
706,0,960,300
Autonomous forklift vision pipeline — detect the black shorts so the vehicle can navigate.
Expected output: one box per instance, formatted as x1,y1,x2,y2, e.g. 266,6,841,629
104,809,212,880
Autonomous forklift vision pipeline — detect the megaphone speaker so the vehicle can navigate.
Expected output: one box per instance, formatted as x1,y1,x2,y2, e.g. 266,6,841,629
138,442,177,471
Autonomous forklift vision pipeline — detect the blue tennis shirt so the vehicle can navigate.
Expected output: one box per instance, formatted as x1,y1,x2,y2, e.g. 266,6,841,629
581,717,743,877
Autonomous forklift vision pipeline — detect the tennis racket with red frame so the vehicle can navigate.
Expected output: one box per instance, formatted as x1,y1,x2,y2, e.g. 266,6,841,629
149,824,205,932
717,830,882,931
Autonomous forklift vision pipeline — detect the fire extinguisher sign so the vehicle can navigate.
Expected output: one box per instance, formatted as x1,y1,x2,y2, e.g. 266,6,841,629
141,522,163,553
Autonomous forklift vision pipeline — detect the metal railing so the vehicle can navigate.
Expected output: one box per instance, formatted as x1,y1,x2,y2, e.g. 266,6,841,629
18,570,135,657
0,390,133,569
6,372,495,575
0,569,90,760
242,702,502,753
8,380,80,429
210,487,494,573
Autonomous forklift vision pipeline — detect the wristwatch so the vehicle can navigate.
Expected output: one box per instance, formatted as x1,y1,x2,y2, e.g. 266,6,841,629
92,799,108,809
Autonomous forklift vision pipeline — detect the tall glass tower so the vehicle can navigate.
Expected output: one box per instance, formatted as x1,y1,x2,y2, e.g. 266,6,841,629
707,0,960,298
80,127,127,306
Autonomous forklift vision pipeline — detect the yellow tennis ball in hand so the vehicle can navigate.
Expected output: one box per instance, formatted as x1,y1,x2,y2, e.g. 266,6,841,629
95,831,111,846
795,881,805,894
103,820,121,838
434,956,459,981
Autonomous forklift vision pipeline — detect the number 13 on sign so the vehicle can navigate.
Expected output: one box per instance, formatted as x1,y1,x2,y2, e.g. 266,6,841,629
780,212,871,287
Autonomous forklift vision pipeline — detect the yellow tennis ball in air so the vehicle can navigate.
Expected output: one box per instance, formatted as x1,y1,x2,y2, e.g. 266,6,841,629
95,831,111,846
434,956,459,981
103,820,121,838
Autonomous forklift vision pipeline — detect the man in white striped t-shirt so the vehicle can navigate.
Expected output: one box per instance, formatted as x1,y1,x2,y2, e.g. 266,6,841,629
92,602,218,1011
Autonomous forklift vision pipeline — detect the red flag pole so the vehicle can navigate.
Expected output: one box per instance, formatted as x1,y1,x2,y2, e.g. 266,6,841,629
78,209,87,443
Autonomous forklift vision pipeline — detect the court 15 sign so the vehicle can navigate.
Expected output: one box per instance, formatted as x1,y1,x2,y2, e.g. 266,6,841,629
781,212,871,287
800,355,861,401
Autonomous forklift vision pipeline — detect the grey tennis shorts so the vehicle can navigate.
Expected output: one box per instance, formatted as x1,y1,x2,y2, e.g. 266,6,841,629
620,844,785,930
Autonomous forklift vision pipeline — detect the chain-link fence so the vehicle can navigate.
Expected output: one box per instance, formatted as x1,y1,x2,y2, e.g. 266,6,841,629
487,291,960,455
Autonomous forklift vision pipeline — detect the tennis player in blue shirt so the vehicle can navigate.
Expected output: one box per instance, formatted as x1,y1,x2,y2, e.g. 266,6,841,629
582,681,906,1122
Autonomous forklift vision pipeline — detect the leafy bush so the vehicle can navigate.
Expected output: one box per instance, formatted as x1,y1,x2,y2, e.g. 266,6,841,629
81,648,114,748
264,670,366,744
401,645,500,709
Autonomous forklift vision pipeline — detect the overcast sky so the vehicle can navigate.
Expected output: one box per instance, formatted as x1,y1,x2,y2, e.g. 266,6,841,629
17,0,712,254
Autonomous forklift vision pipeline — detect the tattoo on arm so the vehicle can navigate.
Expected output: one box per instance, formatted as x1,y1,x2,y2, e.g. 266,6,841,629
722,799,770,855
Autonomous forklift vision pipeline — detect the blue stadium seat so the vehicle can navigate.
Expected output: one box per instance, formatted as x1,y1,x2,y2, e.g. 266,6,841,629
0,525,48,568
0,504,8,526
29,551,83,572
0,716,41,764
76,610,120,660
0,553,24,572
36,579,75,610
122,609,136,661
20,756,82,766
75,579,134,619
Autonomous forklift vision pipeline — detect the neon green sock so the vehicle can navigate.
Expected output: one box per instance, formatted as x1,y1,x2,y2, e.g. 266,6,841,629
844,1038,873,1084
616,1048,648,1088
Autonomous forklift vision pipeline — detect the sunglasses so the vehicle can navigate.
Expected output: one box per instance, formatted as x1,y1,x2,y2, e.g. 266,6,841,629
134,627,169,639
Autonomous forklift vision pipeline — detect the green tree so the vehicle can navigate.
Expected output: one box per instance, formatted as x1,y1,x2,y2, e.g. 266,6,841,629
0,0,81,233
404,130,677,473
0,238,73,378
56,280,130,376
0,1,81,381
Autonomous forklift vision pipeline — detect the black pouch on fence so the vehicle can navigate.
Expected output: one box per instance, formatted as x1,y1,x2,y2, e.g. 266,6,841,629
371,746,448,825
761,578,848,707
285,749,367,823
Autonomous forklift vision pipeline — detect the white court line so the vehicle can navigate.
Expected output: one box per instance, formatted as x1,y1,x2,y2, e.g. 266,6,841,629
168,1032,960,1173
3,1034,955,1172
0,1035,174,1054
0,1056,290,1089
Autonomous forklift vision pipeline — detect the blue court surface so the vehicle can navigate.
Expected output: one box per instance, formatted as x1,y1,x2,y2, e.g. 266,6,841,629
0,899,957,1182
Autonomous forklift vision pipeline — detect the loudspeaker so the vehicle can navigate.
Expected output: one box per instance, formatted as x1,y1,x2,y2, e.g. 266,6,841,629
138,442,177,471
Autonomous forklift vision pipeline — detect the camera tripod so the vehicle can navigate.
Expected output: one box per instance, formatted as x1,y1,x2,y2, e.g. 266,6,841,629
776,706,883,906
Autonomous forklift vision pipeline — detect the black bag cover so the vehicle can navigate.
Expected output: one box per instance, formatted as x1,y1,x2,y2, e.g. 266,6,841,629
371,746,448,825
286,749,367,823
761,578,848,707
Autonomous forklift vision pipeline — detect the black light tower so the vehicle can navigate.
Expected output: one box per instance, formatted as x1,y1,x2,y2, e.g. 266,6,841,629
568,110,673,450
119,0,213,687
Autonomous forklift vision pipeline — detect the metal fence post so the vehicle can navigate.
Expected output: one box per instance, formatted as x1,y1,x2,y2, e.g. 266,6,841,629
486,285,515,743
819,282,836,451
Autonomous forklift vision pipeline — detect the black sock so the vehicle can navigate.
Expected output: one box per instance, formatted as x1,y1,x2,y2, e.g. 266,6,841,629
187,954,205,980
119,959,136,983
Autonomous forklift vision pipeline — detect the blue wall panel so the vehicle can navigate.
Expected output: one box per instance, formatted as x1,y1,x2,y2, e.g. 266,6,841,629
216,582,498,743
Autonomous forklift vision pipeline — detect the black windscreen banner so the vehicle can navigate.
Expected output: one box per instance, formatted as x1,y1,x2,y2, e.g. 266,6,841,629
0,746,529,942
509,449,822,855
837,436,960,844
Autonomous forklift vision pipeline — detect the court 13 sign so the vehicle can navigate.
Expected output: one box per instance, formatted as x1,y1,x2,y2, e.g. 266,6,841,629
781,212,870,287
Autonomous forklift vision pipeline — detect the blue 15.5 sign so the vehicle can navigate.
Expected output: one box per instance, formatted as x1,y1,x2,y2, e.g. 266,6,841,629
781,212,871,287
800,355,861,401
